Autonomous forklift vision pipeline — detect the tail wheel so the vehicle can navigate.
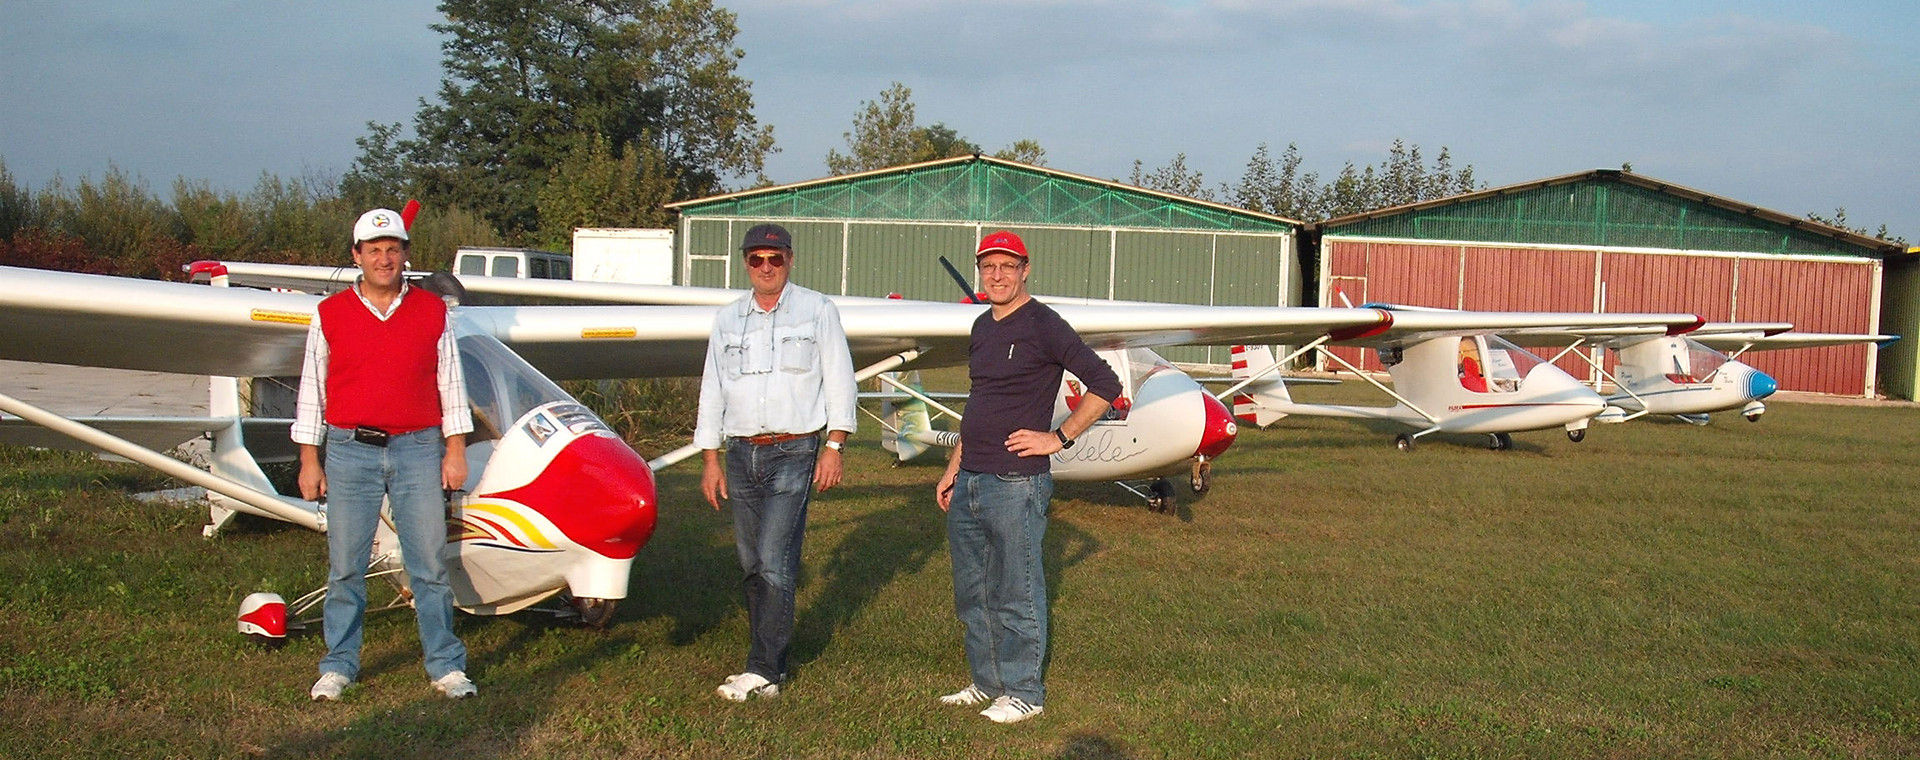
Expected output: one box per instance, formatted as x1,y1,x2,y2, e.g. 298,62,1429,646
1745,413,1762,423
1488,433,1512,451
573,597,618,630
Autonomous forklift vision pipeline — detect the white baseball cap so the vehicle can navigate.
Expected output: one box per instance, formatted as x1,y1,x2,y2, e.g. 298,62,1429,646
352,208,410,244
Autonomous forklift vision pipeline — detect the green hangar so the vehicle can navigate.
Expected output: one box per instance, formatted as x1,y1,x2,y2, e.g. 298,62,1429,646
664,155,1304,364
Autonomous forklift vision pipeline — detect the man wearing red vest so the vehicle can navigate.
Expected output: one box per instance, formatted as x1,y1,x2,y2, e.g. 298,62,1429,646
292,208,476,702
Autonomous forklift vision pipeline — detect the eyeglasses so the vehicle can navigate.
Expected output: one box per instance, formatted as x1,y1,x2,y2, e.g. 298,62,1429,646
977,261,1025,276
745,252,788,269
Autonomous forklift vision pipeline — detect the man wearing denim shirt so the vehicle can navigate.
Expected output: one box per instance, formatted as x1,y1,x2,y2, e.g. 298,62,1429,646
293,207,475,702
696,222,858,702
935,230,1122,724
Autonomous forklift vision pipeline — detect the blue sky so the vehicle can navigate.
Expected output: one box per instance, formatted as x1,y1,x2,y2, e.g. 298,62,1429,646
3,1,1915,241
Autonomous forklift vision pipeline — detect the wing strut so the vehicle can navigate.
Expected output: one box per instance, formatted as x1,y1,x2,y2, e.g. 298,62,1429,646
876,373,965,421
644,348,929,471
1315,346,1442,425
0,389,322,531
1210,336,1331,402
1552,340,1653,422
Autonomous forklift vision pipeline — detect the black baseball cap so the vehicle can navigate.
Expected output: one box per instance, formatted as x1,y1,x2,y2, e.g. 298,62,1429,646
740,223,793,252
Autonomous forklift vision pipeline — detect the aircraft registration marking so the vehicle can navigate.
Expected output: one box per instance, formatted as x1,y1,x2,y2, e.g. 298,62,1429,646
249,309,312,326
582,327,637,339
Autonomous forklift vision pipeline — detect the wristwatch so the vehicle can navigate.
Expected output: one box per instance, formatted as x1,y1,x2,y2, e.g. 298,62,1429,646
1054,429,1074,449
824,439,844,451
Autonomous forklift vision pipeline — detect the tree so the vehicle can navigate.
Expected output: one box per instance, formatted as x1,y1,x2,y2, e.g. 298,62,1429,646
1219,140,1482,221
1129,154,1213,201
536,134,677,249
1807,208,1907,246
824,83,984,174
825,82,1044,174
919,123,981,163
339,121,416,212
993,139,1047,167
826,82,925,174
1223,143,1318,220
388,0,775,238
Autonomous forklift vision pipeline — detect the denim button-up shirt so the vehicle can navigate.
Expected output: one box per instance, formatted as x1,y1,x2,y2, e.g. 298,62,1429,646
694,283,857,449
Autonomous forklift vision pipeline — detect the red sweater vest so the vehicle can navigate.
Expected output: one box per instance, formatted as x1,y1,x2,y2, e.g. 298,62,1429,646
319,287,447,433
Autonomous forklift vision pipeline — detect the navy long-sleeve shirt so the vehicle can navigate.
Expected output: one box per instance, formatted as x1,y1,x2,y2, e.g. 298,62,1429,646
959,299,1123,476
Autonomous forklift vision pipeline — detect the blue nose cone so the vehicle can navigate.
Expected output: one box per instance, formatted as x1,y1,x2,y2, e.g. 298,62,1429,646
1747,368,1778,399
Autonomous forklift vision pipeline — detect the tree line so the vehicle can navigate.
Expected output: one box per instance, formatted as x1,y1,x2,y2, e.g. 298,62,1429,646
0,0,1902,280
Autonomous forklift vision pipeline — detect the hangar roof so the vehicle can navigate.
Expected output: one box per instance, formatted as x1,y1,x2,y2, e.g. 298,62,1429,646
1318,169,1900,258
667,154,1299,233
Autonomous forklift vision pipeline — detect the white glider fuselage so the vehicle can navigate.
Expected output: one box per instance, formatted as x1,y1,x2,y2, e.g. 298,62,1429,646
1605,336,1778,418
443,326,657,614
1050,348,1237,481
1275,335,1606,435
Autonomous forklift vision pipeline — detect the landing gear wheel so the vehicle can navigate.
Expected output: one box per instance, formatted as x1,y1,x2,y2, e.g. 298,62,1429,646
573,597,618,630
1147,479,1176,514
1745,413,1761,423
1394,434,1415,452
1488,433,1512,451
1189,460,1212,494
1567,428,1586,443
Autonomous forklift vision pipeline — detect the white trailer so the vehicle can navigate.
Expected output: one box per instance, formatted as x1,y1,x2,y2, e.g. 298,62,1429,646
571,228,674,285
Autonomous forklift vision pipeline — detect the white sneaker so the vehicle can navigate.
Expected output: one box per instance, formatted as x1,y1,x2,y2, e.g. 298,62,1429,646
715,672,780,702
939,684,992,706
432,670,477,699
310,672,351,702
980,695,1043,724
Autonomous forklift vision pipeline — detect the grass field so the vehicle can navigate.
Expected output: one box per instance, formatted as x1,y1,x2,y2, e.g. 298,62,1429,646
3,386,1919,759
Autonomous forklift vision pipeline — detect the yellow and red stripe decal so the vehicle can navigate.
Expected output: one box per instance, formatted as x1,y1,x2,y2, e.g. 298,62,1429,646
455,502,560,549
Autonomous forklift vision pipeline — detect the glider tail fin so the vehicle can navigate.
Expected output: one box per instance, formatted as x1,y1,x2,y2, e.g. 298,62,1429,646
879,371,955,462
1229,344,1292,428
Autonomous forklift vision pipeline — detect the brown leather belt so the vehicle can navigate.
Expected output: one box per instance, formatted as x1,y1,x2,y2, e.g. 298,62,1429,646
735,431,817,446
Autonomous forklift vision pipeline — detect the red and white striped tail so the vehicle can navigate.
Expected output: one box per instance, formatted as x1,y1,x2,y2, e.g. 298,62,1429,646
1229,345,1290,428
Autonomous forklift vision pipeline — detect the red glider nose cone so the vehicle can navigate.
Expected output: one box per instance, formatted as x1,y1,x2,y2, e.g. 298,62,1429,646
484,433,658,559
1198,393,1238,459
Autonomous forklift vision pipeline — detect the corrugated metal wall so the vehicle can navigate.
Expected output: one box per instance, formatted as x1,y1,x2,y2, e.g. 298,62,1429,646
1734,258,1878,395
1321,237,1881,395
680,216,1298,364
1882,259,1920,400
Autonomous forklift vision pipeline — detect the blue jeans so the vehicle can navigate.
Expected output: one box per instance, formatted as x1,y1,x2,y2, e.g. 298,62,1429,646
726,435,819,682
319,426,466,682
947,469,1053,705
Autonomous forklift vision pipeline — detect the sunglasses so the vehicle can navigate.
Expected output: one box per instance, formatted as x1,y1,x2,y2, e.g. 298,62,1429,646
745,252,788,269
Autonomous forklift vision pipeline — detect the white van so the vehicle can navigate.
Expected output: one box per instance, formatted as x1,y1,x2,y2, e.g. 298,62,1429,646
455,247,572,280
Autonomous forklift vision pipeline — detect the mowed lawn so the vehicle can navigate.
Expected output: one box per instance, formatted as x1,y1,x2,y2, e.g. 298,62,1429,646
2,389,1919,759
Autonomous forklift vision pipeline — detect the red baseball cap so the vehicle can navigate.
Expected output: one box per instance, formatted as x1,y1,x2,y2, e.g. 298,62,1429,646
975,230,1028,259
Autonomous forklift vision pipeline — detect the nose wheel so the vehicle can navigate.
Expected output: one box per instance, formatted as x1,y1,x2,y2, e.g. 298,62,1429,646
1189,458,1212,494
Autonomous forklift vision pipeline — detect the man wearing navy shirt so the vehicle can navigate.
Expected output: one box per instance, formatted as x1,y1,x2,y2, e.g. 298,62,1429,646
935,230,1122,724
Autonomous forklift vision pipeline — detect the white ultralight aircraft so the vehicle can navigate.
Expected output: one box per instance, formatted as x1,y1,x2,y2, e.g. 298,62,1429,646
1585,323,1894,425
0,262,1701,639
1212,307,1708,451
1222,305,1893,443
